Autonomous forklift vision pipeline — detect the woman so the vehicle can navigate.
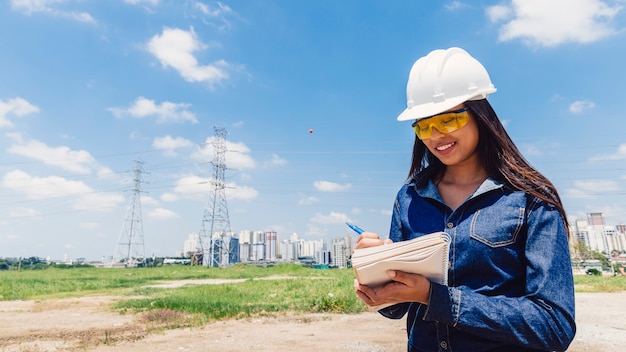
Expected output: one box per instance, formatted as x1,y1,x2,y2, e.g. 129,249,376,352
354,47,576,351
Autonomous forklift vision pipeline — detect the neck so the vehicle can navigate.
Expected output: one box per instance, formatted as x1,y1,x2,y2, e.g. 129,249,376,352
440,160,488,186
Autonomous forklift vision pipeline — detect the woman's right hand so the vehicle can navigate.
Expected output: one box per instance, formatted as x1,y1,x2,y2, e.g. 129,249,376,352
354,232,393,249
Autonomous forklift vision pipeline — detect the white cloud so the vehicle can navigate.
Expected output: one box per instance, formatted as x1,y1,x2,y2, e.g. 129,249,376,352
192,137,256,169
313,180,352,192
9,207,40,218
569,100,596,114
11,0,95,23
153,135,194,156
486,5,512,22
140,195,159,206
226,184,259,200
109,97,198,124
7,137,97,174
523,145,542,157
487,0,622,47
10,0,66,14
124,0,159,5
70,12,94,23
589,144,626,161
96,166,117,180
298,196,319,206
310,211,350,225
564,179,620,198
80,222,100,230
160,192,179,202
74,192,126,211
194,2,235,31
172,175,258,201
1,169,124,211
195,2,233,17
172,175,210,200
445,1,466,11
147,207,179,219
268,153,287,166
169,175,202,200
0,97,39,128
147,27,230,86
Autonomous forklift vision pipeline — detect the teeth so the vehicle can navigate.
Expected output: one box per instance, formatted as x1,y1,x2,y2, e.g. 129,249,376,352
436,142,454,151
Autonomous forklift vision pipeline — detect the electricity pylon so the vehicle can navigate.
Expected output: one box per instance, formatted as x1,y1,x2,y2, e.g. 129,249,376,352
111,159,147,267
199,126,233,267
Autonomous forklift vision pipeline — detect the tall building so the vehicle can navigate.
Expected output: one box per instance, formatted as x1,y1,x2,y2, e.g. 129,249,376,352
252,242,265,261
238,230,253,262
265,231,278,261
183,232,199,258
331,236,352,268
280,240,297,261
315,239,331,266
573,213,626,255
207,232,239,267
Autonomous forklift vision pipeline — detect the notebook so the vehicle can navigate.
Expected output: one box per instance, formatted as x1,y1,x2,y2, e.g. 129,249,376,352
352,231,450,309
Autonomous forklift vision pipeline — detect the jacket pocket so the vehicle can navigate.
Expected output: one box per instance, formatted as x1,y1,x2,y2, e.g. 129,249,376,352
469,206,524,247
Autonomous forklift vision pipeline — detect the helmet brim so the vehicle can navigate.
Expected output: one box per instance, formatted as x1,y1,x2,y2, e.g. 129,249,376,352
396,90,495,121
397,95,470,122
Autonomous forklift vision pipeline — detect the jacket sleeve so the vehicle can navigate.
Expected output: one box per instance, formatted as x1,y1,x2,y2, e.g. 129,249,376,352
422,199,577,351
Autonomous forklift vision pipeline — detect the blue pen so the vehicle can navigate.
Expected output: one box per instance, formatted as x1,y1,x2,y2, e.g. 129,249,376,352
345,222,364,235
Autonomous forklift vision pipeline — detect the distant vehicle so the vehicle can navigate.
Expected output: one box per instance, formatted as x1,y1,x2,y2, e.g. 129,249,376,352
163,258,191,265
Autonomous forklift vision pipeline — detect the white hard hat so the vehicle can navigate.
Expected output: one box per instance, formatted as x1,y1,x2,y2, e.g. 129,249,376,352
397,47,496,121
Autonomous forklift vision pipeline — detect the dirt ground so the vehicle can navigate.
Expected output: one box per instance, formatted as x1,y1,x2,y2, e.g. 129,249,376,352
1,280,624,352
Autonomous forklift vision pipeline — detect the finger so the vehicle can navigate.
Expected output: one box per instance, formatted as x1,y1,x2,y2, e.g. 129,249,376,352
355,289,372,303
386,270,414,286
355,237,385,249
358,232,380,241
355,284,376,304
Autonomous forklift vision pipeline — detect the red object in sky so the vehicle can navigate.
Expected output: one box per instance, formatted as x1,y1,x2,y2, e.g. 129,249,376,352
309,129,314,133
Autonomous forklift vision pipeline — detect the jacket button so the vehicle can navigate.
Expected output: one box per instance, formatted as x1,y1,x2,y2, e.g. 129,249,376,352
440,341,448,349
447,222,454,229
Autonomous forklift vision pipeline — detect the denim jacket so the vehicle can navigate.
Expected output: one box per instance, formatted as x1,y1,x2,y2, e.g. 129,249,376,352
379,178,576,352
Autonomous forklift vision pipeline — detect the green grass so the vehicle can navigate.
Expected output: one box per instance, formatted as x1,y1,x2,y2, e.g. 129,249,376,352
116,275,364,326
573,274,626,292
0,263,356,300
0,263,366,327
2,264,624,328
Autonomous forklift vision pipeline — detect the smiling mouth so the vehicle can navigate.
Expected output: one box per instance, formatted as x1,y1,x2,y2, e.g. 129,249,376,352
436,142,455,151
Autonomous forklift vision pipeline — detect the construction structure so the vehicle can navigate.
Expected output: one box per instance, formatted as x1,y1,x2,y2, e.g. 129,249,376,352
198,126,234,267
111,159,147,267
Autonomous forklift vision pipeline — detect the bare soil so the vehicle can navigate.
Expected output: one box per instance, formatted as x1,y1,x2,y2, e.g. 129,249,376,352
1,281,624,351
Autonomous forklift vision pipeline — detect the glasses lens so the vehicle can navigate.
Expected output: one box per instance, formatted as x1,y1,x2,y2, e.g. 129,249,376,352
412,108,469,140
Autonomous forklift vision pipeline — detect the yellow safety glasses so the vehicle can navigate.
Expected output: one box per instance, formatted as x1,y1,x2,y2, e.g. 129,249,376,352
412,107,470,140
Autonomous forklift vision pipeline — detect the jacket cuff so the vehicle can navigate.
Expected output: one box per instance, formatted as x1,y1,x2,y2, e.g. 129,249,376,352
423,283,462,326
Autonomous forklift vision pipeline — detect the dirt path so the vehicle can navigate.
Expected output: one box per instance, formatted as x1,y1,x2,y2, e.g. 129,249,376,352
1,290,624,351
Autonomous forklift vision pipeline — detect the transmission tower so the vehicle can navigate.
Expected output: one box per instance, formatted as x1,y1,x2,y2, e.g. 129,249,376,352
111,159,147,267
199,126,233,267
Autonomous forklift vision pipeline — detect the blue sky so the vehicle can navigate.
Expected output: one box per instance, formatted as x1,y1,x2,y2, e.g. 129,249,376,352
1,0,626,261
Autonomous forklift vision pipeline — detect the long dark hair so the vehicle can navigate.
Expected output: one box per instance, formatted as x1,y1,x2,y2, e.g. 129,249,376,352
407,99,568,229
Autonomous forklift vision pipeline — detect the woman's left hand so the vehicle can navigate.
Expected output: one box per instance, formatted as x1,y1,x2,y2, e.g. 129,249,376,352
354,270,432,307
